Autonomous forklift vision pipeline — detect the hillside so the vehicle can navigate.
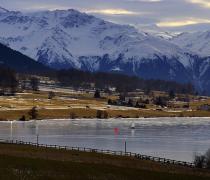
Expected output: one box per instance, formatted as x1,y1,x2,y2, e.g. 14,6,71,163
0,43,51,74
0,143,209,180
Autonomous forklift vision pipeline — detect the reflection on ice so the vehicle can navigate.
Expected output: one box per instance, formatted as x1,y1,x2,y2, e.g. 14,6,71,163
1,117,210,162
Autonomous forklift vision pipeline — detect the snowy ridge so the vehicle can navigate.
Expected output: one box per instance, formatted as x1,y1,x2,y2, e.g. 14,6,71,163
0,8,210,93
171,31,210,57
0,6,9,13
0,9,189,66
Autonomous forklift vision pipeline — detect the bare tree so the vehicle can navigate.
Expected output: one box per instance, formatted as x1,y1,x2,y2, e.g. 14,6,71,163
194,154,206,168
194,149,210,169
205,149,210,168
28,106,38,119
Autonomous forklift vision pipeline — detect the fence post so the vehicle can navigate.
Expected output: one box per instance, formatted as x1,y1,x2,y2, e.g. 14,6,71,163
124,140,127,153
1,139,195,168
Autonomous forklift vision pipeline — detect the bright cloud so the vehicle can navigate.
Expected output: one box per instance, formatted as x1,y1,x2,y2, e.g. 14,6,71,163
188,0,210,8
126,0,162,2
86,9,139,15
24,4,69,11
157,18,210,27
2,0,210,32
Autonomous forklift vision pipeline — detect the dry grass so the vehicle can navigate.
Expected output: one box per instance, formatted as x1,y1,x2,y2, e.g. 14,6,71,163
0,90,210,120
1,108,210,121
0,143,210,180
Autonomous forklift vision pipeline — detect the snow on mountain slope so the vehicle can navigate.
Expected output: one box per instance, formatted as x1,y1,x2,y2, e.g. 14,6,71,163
171,31,210,57
0,8,209,92
0,9,190,67
136,24,178,40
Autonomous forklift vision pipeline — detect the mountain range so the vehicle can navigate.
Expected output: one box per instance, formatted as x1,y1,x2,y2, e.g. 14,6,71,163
0,7,210,93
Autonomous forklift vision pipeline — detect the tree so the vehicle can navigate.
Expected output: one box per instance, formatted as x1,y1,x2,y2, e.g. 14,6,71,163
94,90,101,98
144,87,151,95
193,148,210,169
70,112,76,119
28,106,38,119
169,90,176,99
108,99,112,105
144,99,150,104
30,77,39,91
0,66,18,95
194,154,206,168
21,79,27,91
127,99,133,107
48,91,55,99
96,110,103,119
119,93,126,101
19,115,26,121
205,149,210,168
104,111,109,119
155,96,167,107
135,101,140,108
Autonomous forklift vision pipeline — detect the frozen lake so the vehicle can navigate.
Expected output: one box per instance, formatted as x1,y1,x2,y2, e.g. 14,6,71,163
0,117,210,162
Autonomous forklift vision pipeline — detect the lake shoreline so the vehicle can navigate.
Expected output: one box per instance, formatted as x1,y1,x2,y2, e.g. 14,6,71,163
2,116,210,122
1,105,210,121
1,117,210,162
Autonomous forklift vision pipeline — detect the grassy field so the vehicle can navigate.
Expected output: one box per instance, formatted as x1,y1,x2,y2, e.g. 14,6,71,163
0,90,210,120
0,143,210,180
1,107,210,120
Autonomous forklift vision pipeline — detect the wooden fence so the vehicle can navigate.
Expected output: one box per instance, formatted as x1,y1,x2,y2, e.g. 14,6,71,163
0,139,195,168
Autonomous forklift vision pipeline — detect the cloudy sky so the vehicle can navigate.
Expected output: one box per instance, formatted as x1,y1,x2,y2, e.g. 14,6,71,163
1,0,210,32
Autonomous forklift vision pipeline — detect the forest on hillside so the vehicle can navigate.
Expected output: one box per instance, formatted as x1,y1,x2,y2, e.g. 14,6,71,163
57,69,195,94
0,64,195,95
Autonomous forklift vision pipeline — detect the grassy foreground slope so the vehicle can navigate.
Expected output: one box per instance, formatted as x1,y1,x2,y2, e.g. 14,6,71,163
0,143,209,180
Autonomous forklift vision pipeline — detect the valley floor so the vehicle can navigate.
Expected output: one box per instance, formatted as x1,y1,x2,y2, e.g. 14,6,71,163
0,143,209,180
0,89,210,121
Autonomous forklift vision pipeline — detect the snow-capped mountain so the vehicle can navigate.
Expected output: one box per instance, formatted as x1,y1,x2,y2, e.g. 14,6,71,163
0,7,210,93
0,8,187,67
170,31,210,93
171,31,210,57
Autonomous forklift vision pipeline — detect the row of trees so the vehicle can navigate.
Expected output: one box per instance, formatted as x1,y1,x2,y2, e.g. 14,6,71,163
0,66,18,95
108,99,147,108
18,106,38,121
57,69,195,94
0,66,40,96
21,107,109,121
0,66,196,96
108,96,172,108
